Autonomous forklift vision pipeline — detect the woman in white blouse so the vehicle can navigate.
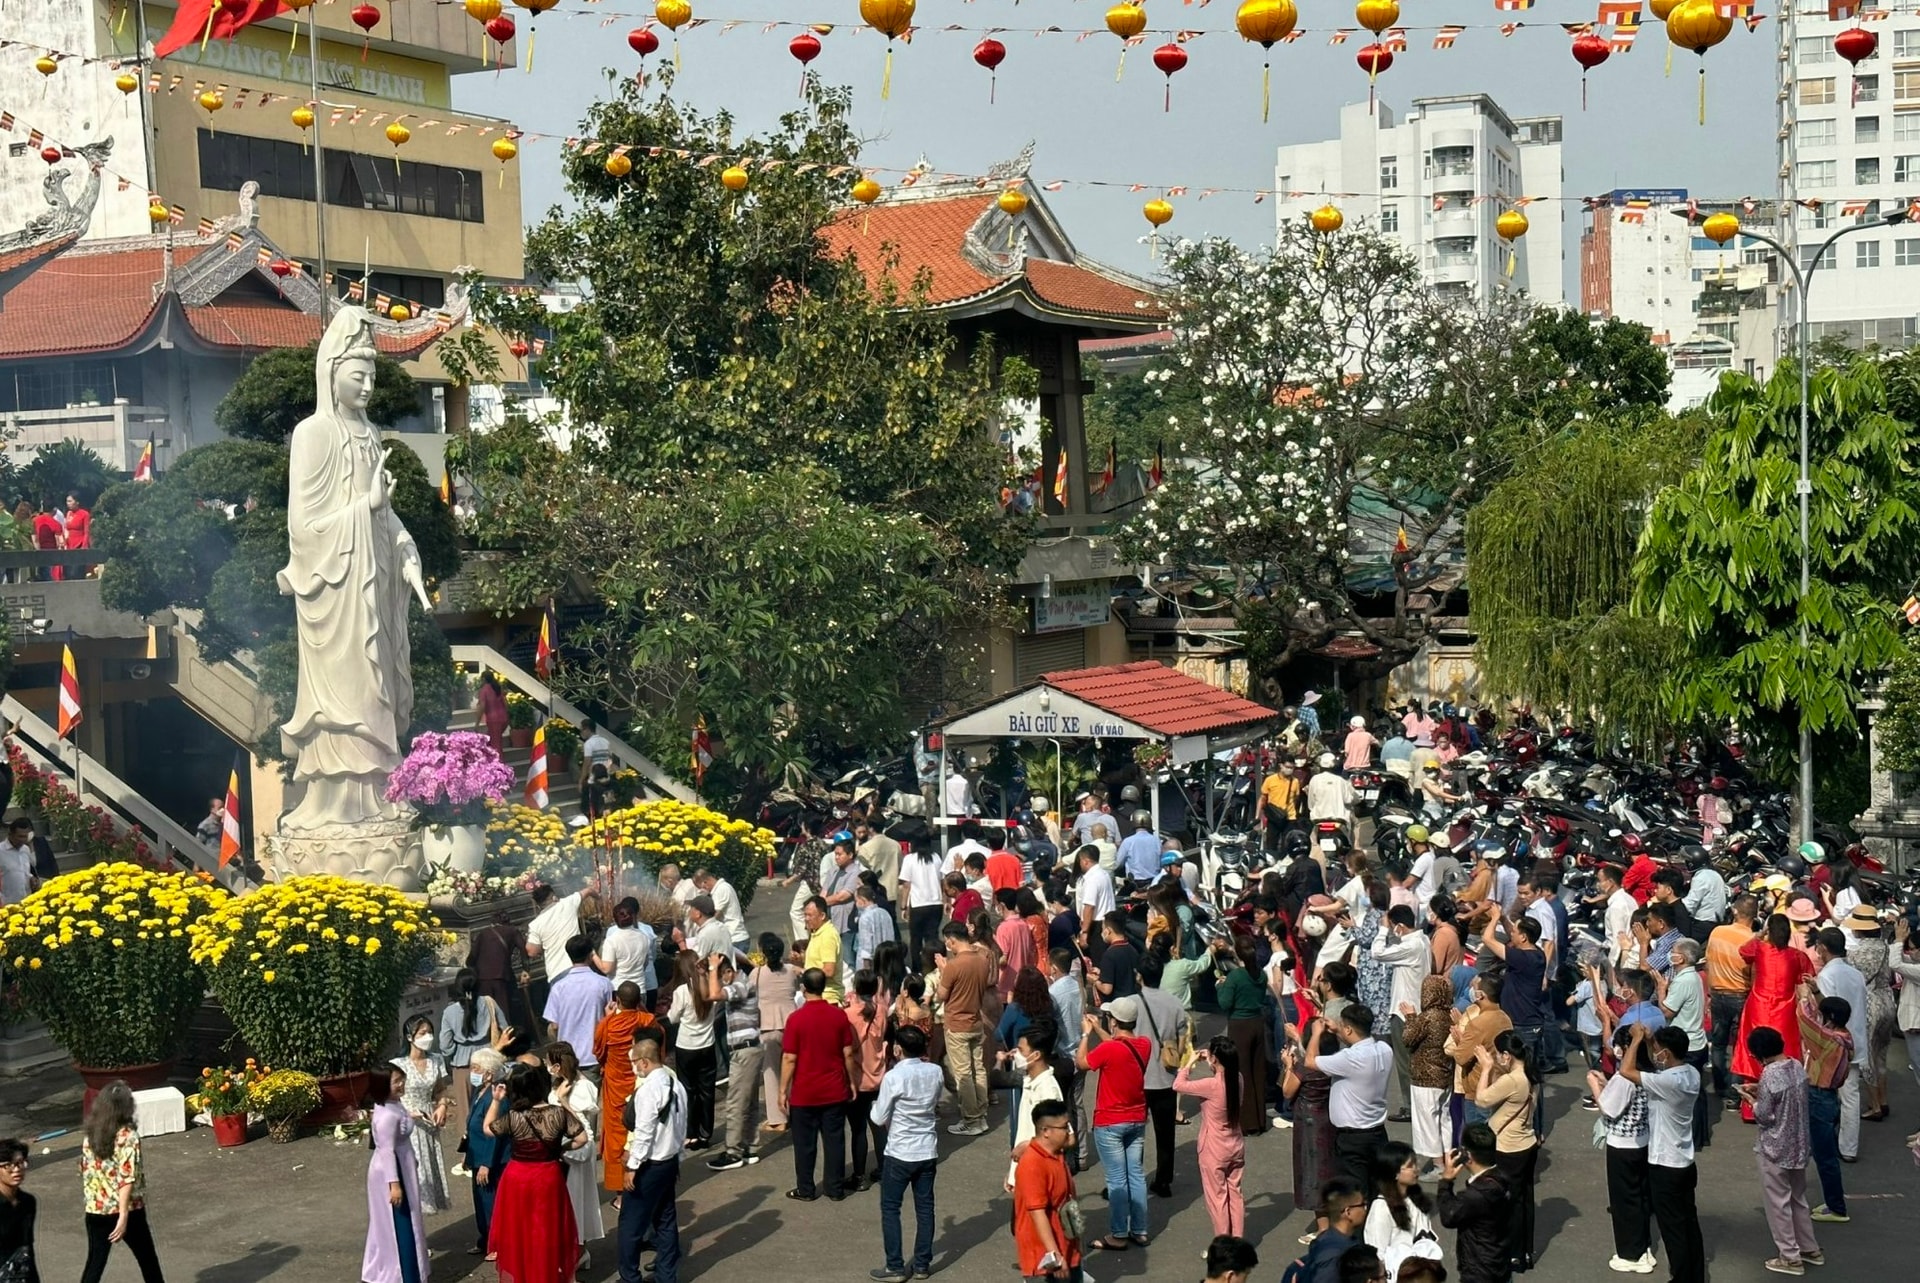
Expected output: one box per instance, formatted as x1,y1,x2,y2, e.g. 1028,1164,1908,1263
1363,1141,1443,1278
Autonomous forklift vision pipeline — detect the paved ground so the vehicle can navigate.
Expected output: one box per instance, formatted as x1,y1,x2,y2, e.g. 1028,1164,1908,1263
2,881,1912,1283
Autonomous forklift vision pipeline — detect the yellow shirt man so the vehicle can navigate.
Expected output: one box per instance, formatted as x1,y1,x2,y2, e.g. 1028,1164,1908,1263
1259,770,1300,820
804,919,844,1004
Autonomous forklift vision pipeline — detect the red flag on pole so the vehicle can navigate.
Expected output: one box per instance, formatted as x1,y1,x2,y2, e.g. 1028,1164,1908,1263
154,0,290,59
219,754,245,867
1095,442,1116,495
57,645,81,739
525,725,550,808
132,435,155,482
534,601,555,681
1148,442,1165,490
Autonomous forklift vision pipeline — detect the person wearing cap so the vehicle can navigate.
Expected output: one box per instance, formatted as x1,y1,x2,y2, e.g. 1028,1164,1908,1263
1079,995,1154,1249
1297,691,1323,740
1810,926,1869,1160
1840,905,1896,1123
1307,754,1357,832
686,894,733,961
1342,717,1378,772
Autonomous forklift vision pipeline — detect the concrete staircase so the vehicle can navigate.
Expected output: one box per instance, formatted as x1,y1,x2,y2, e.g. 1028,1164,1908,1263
0,1021,71,1077
447,706,585,822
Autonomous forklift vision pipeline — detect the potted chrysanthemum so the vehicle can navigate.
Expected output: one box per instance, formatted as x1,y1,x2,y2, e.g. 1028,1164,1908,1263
384,731,516,874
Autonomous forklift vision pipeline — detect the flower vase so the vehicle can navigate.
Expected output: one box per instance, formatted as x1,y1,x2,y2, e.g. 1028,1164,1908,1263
421,823,487,874
211,1113,249,1147
267,1118,297,1144
509,727,534,750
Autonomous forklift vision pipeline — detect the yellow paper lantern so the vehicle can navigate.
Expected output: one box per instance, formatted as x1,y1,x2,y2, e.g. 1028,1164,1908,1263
1701,211,1741,245
198,90,223,113
851,177,882,204
1666,0,1733,123
1309,204,1344,233
1235,0,1298,122
389,303,411,321
859,0,914,98
35,55,58,77
1143,198,1174,228
492,137,519,164
148,203,170,226
385,122,411,148
1355,0,1399,36
1648,0,1681,19
291,105,315,131
115,72,140,95
512,0,558,12
997,188,1029,217
465,0,502,19
1106,2,1147,40
721,165,750,193
605,152,633,177
1496,209,1529,241
655,0,692,30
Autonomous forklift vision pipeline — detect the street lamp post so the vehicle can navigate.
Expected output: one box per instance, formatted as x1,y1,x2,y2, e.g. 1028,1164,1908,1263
1676,206,1910,846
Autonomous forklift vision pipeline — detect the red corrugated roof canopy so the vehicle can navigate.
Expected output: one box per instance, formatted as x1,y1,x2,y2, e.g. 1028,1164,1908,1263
1042,661,1279,738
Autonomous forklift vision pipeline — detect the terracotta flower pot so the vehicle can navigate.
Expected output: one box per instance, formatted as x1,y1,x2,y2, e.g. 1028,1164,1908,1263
211,1113,250,1147
301,1070,372,1127
73,1059,175,1117
509,727,534,750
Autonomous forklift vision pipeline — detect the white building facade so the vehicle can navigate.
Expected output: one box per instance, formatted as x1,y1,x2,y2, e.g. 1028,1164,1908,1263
1274,95,1564,306
1779,6,1920,350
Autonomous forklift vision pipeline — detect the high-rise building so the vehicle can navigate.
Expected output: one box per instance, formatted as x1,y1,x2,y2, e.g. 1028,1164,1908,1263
0,2,522,384
1274,95,1564,306
1778,6,1920,351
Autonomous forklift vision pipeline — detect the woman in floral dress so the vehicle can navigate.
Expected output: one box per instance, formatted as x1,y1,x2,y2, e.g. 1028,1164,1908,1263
391,1015,452,1215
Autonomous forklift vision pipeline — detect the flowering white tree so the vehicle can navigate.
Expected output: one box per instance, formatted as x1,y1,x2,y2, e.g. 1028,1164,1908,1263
1115,223,1553,677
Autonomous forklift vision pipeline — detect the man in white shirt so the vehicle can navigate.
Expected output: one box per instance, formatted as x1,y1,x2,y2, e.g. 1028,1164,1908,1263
943,761,974,818
685,895,735,961
593,895,657,1002
1306,754,1357,827
870,1025,944,1280
1598,863,1639,973
694,869,750,949
578,718,614,784
1074,845,1116,951
1620,1025,1705,1283
1308,1002,1394,1197
0,820,39,904
618,1024,688,1283
658,863,700,927
943,822,991,876
1373,906,1431,1117
525,881,583,983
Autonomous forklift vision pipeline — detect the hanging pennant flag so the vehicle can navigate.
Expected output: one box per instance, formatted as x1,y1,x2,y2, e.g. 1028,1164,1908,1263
1828,0,1859,17
1609,17,1639,49
691,715,712,788
524,725,550,809
1433,26,1464,48
1149,442,1165,490
1494,0,1535,9
1904,595,1920,624
1051,448,1069,507
534,600,556,680
1394,525,1410,554
58,645,82,739
1095,442,1116,494
1596,1,1642,24
218,753,245,868
439,461,453,505
133,433,156,482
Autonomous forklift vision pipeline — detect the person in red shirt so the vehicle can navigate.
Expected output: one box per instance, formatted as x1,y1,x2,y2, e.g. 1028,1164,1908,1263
1014,1098,1083,1281
63,493,91,552
994,889,1040,1003
1077,995,1152,1250
778,966,856,1201
985,837,1025,894
31,502,63,583
946,871,983,925
1623,847,1659,906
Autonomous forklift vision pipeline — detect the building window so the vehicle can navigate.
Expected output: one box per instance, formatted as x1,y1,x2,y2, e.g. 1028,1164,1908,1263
1801,202,1834,230
1898,238,1920,266
1898,115,1920,142
1858,240,1882,268
1797,35,1836,64
1800,243,1839,272
1897,70,1920,103
335,272,447,309
1859,157,1883,184
1800,118,1837,146
1797,159,1837,188
1381,204,1399,233
197,129,484,223
1380,157,1399,190
1858,74,1880,102
0,360,143,415
1896,30,1920,58
1895,155,1920,183
1800,77,1836,105
1860,116,1883,144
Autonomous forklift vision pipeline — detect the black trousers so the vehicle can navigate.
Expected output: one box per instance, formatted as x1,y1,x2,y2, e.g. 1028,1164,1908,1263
1649,1163,1706,1283
1604,1145,1653,1261
790,1101,847,1198
1686,1048,1714,1150
908,905,944,969
1333,1124,1388,1199
1495,1144,1540,1269
848,1088,883,1182
80,1207,165,1283
1145,1086,1177,1191
1708,992,1744,1096
1056,1060,1091,1173
678,1043,718,1143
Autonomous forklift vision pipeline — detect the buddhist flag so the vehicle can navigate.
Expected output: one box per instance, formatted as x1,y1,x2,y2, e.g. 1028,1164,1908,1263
525,725,550,809
691,716,712,787
132,434,155,482
439,462,453,506
1149,442,1165,490
1095,442,1116,495
218,753,244,867
1051,449,1068,507
1394,525,1410,554
1904,596,1920,625
534,601,556,680
57,645,81,739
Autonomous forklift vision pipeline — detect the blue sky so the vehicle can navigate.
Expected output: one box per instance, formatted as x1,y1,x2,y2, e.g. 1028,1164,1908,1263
455,0,1781,285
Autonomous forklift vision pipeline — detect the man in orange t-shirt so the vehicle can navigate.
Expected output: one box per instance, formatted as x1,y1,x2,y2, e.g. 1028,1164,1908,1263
1704,894,1758,1099
1013,1098,1082,1280
985,835,1025,894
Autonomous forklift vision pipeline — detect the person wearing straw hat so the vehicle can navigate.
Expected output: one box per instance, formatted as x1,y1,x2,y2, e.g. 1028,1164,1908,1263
1840,905,1897,1123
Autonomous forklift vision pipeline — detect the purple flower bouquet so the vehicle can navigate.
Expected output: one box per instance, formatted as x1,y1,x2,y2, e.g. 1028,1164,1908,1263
385,731,516,827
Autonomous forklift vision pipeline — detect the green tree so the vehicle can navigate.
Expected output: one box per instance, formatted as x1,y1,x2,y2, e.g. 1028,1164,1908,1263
1633,357,1920,770
215,344,421,443
18,439,113,507
1466,412,1701,742
456,80,1021,805
1081,357,1203,477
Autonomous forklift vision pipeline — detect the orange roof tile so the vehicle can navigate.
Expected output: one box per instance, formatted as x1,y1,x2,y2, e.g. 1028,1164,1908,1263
820,195,1001,306
183,296,438,359
1025,259,1163,323
1042,661,1280,738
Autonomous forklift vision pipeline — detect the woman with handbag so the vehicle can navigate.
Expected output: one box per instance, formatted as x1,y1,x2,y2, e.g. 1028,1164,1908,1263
0,1136,38,1283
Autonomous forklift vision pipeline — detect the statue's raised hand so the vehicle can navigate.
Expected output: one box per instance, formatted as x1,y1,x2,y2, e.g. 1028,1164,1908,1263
369,447,393,511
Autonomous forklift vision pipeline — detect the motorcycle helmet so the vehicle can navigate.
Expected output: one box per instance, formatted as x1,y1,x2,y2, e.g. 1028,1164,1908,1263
1677,843,1709,867
1121,785,1143,804
1133,810,1154,830
1709,776,1729,791
1011,825,1034,852
1472,837,1508,863
1283,829,1311,858
1620,833,1645,854
1317,752,1337,769
1030,794,1050,813
1776,851,1808,880
1405,824,1431,845
1797,840,1826,865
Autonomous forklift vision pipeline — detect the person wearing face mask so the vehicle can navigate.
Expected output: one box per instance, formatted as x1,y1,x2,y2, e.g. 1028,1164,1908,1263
392,1015,453,1215
462,1048,512,1260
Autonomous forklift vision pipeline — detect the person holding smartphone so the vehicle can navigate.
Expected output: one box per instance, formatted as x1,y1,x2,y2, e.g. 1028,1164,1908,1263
1013,1100,1083,1282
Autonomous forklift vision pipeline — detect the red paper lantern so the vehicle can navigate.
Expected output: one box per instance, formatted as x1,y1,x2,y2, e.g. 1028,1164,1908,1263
509,339,531,359
1835,27,1877,66
973,37,1005,103
790,31,821,64
1151,42,1188,113
39,146,61,165
485,15,515,44
1571,31,1609,109
270,259,293,278
350,3,380,33
628,27,658,57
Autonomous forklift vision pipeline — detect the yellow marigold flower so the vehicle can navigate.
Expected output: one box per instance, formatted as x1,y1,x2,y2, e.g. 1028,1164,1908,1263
262,970,276,983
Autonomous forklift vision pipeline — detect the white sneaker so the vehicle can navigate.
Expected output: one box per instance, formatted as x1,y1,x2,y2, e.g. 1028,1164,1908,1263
1637,1252,1657,1270
1271,1116,1293,1130
1609,1256,1653,1274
